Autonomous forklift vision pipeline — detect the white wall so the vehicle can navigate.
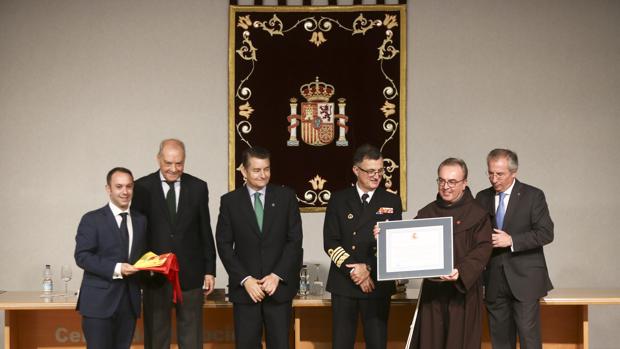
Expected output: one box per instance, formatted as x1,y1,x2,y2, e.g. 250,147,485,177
1,0,619,347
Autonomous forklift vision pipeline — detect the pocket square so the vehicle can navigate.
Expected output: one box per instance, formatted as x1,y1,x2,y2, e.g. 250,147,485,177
376,207,394,214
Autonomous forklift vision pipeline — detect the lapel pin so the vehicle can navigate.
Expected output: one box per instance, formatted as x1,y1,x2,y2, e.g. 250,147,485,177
456,220,461,225
347,213,353,220
271,203,275,207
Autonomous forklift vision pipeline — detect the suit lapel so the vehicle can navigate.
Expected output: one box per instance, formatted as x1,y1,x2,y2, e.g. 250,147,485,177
485,189,498,228
237,186,262,237
355,188,385,230
343,187,368,231
151,172,173,227
176,174,190,226
129,212,143,262
262,184,276,235
103,205,124,254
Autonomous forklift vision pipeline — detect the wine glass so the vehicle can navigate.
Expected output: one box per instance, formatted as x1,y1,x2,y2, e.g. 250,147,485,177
61,265,72,296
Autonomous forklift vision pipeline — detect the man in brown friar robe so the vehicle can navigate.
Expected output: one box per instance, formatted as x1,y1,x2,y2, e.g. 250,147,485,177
412,158,493,349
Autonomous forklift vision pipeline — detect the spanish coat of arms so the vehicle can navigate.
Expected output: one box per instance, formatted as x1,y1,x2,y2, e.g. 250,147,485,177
286,77,349,147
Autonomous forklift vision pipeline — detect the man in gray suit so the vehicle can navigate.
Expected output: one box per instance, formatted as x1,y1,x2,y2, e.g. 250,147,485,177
476,148,554,349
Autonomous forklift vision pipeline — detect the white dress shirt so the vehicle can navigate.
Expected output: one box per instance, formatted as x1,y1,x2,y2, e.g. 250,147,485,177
355,183,376,204
495,178,516,251
159,171,180,209
247,185,266,209
109,202,133,279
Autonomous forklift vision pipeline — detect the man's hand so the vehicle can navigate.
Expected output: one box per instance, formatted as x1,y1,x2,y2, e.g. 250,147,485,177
121,263,138,276
492,229,513,248
243,277,265,303
258,273,280,296
373,220,391,240
203,274,215,296
439,268,459,282
359,278,375,293
346,263,370,285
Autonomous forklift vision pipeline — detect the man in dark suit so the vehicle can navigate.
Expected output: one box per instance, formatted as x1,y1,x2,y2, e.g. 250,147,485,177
132,139,217,349
75,167,146,349
323,144,402,349
475,148,554,349
216,146,303,349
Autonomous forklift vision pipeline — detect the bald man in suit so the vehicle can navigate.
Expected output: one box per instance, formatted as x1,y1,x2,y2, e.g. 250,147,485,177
132,139,216,349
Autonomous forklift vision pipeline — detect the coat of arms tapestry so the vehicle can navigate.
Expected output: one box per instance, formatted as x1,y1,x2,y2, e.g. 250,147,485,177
229,4,407,212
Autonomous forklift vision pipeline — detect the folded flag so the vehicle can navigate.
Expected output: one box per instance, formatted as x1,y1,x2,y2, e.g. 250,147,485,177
134,252,182,303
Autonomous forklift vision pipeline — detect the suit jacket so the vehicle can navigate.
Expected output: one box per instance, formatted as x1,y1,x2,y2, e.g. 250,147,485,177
324,186,402,298
475,179,554,301
132,171,216,290
216,184,303,304
75,205,146,318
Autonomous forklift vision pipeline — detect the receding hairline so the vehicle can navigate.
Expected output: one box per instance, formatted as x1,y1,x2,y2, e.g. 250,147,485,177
487,148,518,172
437,157,468,179
158,139,186,157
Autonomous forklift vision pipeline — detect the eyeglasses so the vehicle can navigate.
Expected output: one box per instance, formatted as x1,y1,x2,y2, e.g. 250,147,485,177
487,171,508,180
436,178,465,188
357,167,385,176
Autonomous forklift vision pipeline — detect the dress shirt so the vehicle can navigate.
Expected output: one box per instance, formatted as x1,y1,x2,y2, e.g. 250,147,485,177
159,171,180,209
495,178,516,251
355,183,376,204
109,202,134,279
240,185,282,286
247,185,266,209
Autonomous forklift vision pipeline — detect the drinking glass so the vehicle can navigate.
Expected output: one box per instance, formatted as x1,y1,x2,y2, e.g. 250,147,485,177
311,263,324,296
61,265,72,296
299,265,309,296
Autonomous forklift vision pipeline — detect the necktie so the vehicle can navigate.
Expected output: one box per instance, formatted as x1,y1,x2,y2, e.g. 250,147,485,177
254,192,264,232
361,193,369,210
119,212,129,261
496,192,506,230
166,181,176,224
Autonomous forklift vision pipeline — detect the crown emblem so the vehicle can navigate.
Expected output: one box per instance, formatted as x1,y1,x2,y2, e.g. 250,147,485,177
300,76,335,102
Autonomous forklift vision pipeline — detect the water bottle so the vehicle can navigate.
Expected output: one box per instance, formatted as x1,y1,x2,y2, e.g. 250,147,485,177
299,265,309,296
42,264,53,294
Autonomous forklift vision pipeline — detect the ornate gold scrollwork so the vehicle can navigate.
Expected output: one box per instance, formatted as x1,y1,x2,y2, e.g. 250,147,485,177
380,101,395,117
254,14,284,36
382,14,399,29
236,31,257,61
352,14,382,35
378,30,399,61
309,32,327,46
380,119,398,153
382,158,399,193
238,102,254,119
298,175,331,206
237,15,253,30
236,121,252,148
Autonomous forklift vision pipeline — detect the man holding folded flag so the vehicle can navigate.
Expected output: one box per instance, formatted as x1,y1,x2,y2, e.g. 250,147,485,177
133,139,217,349
74,167,146,349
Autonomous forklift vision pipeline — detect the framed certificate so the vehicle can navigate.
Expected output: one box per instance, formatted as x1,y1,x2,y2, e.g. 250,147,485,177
377,217,453,281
